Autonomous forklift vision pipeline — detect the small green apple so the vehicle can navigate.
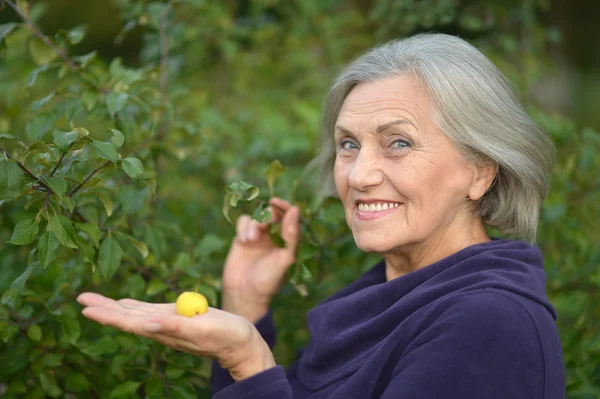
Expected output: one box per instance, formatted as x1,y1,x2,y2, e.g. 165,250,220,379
176,292,208,317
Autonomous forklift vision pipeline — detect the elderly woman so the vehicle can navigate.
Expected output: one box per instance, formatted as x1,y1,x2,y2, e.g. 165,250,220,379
78,33,565,398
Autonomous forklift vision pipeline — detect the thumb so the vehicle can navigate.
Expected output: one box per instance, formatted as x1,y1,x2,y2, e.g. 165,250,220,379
280,206,300,255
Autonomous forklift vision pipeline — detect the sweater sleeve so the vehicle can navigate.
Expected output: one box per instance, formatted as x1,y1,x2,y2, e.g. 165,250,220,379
211,310,284,397
380,291,550,399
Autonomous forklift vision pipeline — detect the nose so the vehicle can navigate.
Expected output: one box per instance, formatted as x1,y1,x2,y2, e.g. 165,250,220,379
348,148,384,191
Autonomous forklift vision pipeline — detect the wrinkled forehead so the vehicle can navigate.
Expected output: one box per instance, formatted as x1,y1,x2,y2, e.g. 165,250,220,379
336,75,432,132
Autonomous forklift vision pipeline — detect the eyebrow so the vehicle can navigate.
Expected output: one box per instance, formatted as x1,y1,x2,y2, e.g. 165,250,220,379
376,119,417,133
335,119,417,136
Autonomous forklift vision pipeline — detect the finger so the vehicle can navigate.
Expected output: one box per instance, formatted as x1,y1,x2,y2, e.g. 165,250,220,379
117,299,175,314
280,206,300,253
268,197,292,223
246,219,265,241
77,292,122,309
236,215,252,242
82,306,151,336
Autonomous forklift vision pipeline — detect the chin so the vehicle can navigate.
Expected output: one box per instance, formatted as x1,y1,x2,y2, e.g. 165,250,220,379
353,232,399,254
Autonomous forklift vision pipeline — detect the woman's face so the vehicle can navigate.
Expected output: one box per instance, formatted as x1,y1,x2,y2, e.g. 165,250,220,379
334,74,486,256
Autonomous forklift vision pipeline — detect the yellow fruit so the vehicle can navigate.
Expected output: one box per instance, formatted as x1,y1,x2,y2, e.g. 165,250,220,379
175,292,209,317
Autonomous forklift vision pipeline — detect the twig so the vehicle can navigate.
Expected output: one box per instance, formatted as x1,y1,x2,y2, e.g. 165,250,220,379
69,161,110,197
49,152,65,177
0,146,54,193
4,0,78,71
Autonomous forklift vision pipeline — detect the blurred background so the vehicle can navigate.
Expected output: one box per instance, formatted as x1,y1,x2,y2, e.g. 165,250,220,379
1,0,598,129
1,0,599,398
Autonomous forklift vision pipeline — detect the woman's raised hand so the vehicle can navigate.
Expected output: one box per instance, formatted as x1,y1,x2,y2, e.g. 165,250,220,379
77,293,275,381
222,197,300,323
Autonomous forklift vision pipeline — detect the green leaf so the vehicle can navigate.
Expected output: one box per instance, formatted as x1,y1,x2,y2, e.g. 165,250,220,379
39,370,63,397
27,324,42,342
73,51,96,67
145,380,163,396
28,38,58,66
52,129,78,152
81,91,98,110
7,218,39,245
58,304,80,344
62,196,74,212
81,336,118,357
110,129,124,148
173,252,191,270
26,115,53,140
0,23,18,45
1,324,18,343
31,91,55,111
76,222,101,247
227,181,260,205
43,176,66,199
146,279,168,296
96,190,114,217
110,381,141,398
47,213,77,249
67,26,85,44
76,236,95,264
65,373,89,392
265,160,285,196
223,181,260,223
0,157,25,201
122,157,143,178
41,353,63,368
6,264,35,307
116,232,148,258
252,204,272,224
106,92,128,117
28,64,51,87
126,274,146,298
37,232,59,268
193,234,227,260
92,140,119,164
98,233,123,278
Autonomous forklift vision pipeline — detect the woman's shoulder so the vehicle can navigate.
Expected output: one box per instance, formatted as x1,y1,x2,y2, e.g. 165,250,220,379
412,288,561,359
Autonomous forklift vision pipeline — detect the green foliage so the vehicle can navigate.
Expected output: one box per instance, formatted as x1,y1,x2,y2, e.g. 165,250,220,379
0,0,597,397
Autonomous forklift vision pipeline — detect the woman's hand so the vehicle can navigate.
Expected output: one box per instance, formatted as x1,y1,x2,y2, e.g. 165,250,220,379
77,292,275,381
222,197,300,323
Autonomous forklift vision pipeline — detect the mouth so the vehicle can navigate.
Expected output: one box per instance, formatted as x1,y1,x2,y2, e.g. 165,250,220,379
354,200,402,221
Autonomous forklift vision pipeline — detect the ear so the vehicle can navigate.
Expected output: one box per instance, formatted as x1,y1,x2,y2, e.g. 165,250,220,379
467,161,497,201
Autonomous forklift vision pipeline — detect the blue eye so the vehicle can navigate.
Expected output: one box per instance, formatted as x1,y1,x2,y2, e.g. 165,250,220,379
340,140,358,150
392,140,411,149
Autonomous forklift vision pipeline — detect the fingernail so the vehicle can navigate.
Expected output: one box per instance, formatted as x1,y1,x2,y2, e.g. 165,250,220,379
248,228,257,240
145,322,161,332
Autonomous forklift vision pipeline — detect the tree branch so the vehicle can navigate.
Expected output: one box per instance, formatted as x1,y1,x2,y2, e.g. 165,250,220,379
69,161,111,197
49,152,65,177
4,0,78,70
0,146,54,193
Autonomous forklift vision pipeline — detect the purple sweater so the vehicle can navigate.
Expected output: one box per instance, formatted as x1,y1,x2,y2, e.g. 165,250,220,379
211,239,565,398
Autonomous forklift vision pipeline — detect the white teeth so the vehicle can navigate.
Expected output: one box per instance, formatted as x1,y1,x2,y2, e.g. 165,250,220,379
357,202,400,212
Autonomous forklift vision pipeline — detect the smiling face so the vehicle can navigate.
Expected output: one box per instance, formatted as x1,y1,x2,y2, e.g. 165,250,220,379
334,74,493,272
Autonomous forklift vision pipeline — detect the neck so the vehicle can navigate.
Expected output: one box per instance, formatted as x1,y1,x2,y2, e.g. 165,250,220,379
384,217,490,281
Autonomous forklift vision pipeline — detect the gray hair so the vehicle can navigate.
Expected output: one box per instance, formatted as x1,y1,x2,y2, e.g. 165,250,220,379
309,33,554,243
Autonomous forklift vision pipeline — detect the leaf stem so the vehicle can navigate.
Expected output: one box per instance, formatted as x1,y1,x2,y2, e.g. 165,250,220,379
69,161,110,197
0,145,54,194
4,0,78,70
49,152,65,177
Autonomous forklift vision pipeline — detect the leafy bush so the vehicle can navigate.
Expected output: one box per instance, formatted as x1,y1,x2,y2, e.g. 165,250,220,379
0,0,598,398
